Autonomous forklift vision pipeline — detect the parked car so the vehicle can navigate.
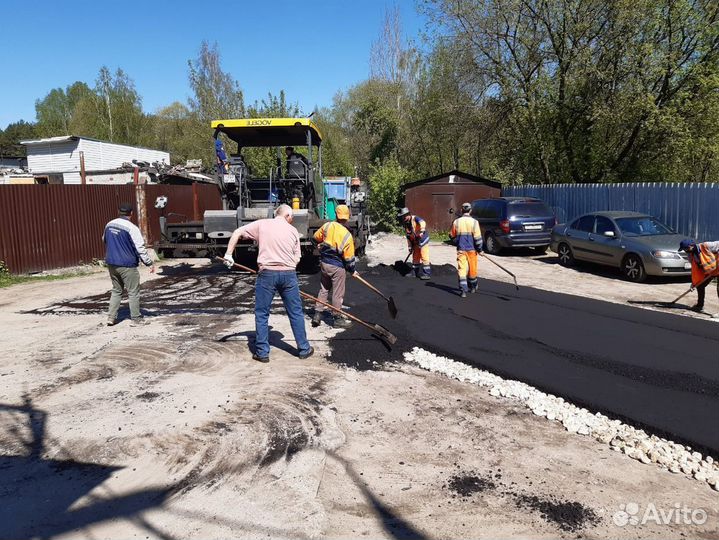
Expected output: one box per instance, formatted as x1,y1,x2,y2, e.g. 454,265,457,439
550,211,692,282
471,197,556,254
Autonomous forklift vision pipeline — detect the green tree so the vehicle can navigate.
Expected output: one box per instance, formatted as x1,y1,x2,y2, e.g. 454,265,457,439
35,82,93,137
367,158,409,231
93,66,147,145
423,0,719,184
0,120,38,158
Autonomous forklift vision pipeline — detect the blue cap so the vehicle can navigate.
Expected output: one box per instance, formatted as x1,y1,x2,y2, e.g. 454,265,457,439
679,239,695,252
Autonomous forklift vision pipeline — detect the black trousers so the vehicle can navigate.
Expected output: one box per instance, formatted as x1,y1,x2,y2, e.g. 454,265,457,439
696,277,719,308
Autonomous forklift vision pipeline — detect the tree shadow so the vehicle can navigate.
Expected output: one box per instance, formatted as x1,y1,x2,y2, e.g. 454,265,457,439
0,395,172,540
328,451,427,540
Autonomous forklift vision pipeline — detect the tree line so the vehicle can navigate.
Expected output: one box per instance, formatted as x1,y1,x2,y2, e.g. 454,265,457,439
2,0,717,198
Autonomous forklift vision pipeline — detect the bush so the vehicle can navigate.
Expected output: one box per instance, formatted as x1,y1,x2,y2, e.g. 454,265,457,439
367,159,409,232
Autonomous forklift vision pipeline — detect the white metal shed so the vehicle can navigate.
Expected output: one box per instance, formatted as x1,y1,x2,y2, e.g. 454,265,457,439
20,136,170,184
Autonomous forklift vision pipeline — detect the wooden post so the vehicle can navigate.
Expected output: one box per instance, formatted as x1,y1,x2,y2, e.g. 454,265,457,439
134,166,150,243
79,151,86,185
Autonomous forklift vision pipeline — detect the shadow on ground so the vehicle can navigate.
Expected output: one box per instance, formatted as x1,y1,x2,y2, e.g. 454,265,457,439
0,396,171,540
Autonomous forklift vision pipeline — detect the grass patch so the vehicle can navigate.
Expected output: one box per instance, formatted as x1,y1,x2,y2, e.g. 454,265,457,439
0,261,94,289
429,230,451,242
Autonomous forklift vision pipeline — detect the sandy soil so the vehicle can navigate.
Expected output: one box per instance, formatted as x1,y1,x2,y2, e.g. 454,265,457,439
0,237,717,539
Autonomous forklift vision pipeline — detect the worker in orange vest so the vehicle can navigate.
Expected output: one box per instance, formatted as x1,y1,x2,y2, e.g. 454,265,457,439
398,207,431,279
679,239,719,313
450,202,484,298
312,204,356,328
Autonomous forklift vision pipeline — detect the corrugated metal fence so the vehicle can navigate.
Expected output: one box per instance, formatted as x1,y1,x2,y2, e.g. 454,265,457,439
0,184,222,274
503,183,719,241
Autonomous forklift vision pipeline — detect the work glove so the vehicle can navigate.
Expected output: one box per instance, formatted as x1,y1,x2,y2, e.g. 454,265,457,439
223,253,234,268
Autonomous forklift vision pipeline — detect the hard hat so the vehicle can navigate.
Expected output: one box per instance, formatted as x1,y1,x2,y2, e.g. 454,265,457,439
461,202,472,212
397,207,410,218
335,204,351,220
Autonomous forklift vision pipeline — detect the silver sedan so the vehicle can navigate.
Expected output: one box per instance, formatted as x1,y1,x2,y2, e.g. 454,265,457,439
550,211,693,282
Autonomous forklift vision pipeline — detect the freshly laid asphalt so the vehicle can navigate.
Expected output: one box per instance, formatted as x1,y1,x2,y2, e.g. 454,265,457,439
316,263,719,454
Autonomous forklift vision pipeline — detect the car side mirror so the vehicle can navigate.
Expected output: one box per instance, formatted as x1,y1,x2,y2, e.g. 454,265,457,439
604,231,616,238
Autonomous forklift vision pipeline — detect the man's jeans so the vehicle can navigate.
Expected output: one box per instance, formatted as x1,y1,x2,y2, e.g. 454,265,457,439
108,265,141,320
255,270,311,358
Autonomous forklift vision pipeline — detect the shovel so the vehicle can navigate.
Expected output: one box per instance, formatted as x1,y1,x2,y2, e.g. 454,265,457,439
215,257,397,347
480,252,520,290
392,252,413,276
352,273,398,319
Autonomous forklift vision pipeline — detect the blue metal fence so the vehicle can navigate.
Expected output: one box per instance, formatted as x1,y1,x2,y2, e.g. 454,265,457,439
503,183,719,241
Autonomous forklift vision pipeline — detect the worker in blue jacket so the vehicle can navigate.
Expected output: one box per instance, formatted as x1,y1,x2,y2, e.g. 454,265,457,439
103,203,155,326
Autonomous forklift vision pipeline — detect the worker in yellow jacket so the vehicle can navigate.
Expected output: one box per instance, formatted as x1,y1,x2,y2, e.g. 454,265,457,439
679,239,719,313
450,202,483,298
398,207,431,279
312,204,356,328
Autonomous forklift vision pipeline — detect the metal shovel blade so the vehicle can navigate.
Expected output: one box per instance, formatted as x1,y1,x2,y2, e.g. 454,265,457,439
387,297,398,319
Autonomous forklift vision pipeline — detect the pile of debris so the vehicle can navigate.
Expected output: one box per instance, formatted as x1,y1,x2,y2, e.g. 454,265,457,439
123,159,217,186
0,166,34,184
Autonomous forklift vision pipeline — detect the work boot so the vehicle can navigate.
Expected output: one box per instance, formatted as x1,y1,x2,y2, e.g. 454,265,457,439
470,286,478,294
311,311,322,327
334,317,352,329
105,318,116,326
130,317,149,326
690,304,705,313
252,354,270,363
298,346,315,360
419,274,430,281
460,291,467,298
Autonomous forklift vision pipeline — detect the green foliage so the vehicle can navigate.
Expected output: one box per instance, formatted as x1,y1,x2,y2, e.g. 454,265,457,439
367,159,409,231
0,120,37,157
35,82,93,137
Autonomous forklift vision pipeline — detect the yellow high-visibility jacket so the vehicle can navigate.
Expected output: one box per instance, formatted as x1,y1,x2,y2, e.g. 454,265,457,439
450,215,483,252
314,221,356,272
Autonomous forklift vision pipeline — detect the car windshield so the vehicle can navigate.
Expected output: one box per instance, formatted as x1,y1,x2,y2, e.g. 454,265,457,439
509,202,553,218
614,216,673,236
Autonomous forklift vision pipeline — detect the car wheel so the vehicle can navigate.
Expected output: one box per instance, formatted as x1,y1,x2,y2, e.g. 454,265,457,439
531,245,549,254
622,254,647,282
557,243,575,266
485,233,501,255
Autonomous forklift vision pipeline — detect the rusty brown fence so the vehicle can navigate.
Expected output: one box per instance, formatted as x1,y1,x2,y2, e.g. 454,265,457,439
0,184,222,274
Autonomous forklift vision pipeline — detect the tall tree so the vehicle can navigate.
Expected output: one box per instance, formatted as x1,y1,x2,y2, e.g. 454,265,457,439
35,82,94,137
0,120,38,158
93,67,146,145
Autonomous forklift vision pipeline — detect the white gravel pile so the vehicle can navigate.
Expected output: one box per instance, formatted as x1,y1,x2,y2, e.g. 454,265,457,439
404,346,719,491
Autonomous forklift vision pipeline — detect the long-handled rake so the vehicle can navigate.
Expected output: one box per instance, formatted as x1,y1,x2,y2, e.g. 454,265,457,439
627,275,713,309
215,257,397,347
480,252,520,290
352,273,398,319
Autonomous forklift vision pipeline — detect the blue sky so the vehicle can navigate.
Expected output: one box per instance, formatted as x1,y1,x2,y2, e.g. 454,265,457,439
0,0,428,129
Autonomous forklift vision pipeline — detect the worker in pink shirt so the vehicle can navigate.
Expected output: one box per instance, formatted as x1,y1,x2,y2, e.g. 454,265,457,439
223,204,313,363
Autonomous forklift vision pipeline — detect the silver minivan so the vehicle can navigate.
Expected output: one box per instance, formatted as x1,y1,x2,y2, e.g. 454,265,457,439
550,211,692,282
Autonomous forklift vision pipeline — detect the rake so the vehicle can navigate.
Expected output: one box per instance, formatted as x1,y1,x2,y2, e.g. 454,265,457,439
479,252,520,290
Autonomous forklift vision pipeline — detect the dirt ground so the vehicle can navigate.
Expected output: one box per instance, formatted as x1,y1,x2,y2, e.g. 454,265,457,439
0,235,717,539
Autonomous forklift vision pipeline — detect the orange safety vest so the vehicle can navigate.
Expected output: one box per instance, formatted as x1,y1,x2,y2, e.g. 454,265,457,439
690,243,719,286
